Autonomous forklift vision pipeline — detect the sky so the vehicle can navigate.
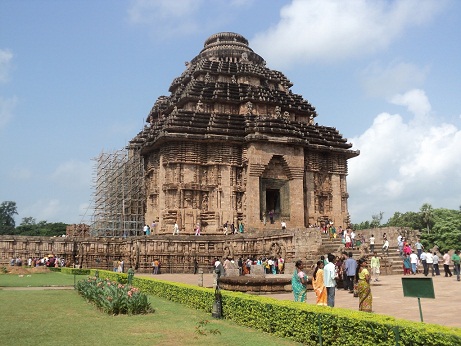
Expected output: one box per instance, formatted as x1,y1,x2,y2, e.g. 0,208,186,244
1,0,460,226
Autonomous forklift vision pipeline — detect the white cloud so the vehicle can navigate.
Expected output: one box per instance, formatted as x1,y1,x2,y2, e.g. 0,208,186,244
127,0,203,37
348,89,461,222
390,89,432,122
0,49,13,83
360,60,429,98
251,0,447,68
51,160,92,188
0,96,17,130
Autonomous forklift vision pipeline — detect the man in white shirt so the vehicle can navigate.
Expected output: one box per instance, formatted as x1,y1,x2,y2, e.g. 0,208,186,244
425,251,434,276
369,235,375,253
323,253,337,307
410,251,418,274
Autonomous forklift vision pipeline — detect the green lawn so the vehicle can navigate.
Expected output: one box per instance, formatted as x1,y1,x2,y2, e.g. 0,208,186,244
0,275,300,346
0,271,86,287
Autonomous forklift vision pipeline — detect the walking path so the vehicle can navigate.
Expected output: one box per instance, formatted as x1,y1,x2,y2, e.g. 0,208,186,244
138,272,461,328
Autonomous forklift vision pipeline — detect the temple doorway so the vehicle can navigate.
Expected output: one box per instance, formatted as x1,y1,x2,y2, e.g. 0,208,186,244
266,189,280,218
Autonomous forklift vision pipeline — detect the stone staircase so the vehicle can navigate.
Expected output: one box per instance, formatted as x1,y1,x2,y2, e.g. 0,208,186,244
318,233,405,275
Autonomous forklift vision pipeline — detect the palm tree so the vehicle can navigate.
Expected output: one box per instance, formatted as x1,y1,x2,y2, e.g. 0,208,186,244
420,203,433,233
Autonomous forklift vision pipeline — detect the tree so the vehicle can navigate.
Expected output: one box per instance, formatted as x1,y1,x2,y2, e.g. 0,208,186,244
420,203,434,233
0,201,18,232
20,217,36,226
370,211,384,228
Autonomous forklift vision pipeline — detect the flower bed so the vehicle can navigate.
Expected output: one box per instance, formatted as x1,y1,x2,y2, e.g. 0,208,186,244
76,276,153,315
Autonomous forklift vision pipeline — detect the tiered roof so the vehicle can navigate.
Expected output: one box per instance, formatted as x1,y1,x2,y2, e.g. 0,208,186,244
130,32,358,159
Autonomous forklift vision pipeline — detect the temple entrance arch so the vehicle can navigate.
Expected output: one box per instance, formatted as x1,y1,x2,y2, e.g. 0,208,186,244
259,155,291,222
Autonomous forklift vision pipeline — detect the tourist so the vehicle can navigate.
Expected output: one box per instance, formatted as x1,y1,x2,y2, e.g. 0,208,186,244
194,223,201,236
292,260,308,302
278,256,284,274
152,259,159,274
356,258,372,312
350,230,356,249
420,251,428,276
443,250,453,277
223,221,229,235
113,259,118,272
172,223,179,235
414,239,423,258
452,250,460,281
433,252,440,275
312,261,327,306
345,231,352,249
403,254,411,275
323,253,337,307
410,251,418,274
382,239,389,256
238,222,244,233
398,237,404,258
281,220,287,231
369,234,375,253
269,210,274,224
223,258,232,276
237,257,243,275
344,252,357,293
403,242,412,257
151,220,157,234
370,252,380,282
425,251,434,276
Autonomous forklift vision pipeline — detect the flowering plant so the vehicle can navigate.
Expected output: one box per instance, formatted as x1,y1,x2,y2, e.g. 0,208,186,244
76,276,153,315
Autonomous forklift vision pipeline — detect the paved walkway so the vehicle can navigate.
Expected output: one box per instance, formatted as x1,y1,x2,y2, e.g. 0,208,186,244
138,272,461,328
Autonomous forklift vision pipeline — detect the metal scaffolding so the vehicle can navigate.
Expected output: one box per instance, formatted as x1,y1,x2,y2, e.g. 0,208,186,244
91,148,145,237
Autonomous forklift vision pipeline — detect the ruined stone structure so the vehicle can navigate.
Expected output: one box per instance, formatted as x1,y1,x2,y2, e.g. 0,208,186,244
129,32,359,235
0,230,322,273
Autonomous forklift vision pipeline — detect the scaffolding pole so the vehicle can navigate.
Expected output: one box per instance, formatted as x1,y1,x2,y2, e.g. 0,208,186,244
90,148,145,237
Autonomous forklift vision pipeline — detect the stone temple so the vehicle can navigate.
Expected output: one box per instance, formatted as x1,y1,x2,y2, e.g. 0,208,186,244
129,32,359,234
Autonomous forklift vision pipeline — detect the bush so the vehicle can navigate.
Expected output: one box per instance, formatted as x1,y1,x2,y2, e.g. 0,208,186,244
93,270,461,345
76,276,153,315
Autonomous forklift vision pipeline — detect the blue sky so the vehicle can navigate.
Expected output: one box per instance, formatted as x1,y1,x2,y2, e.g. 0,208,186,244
1,0,460,225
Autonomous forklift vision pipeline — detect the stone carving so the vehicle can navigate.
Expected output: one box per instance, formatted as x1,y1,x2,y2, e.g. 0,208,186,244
245,101,253,115
275,106,281,118
196,99,203,112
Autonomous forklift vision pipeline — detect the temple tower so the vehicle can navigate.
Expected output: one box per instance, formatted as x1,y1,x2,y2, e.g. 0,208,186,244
129,32,359,234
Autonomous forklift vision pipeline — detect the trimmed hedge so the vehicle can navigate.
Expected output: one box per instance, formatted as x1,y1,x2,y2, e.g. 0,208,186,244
61,267,90,275
91,270,461,345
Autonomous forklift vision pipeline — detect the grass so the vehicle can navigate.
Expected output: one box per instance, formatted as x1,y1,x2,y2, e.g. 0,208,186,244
0,274,301,346
0,271,87,287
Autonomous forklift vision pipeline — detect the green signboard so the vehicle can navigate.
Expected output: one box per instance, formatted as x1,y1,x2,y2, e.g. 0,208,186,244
402,277,435,299
402,277,435,322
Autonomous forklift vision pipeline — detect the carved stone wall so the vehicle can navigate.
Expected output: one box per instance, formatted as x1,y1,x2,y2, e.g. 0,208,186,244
0,230,322,273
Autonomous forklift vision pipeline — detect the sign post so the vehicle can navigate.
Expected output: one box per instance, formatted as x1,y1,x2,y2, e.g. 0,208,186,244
401,277,435,322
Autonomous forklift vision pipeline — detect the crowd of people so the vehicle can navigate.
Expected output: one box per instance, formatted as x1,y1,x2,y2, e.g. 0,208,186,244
291,232,461,312
213,256,285,277
9,255,66,268
292,252,373,312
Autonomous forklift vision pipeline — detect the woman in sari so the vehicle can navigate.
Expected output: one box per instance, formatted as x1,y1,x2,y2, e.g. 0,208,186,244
292,260,308,302
312,261,327,306
356,258,372,312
